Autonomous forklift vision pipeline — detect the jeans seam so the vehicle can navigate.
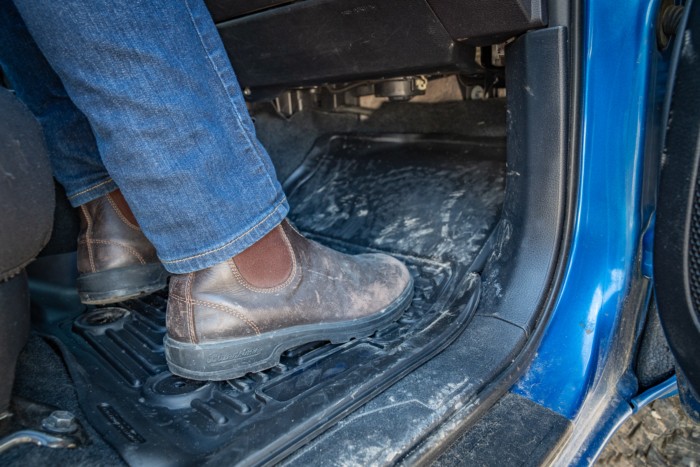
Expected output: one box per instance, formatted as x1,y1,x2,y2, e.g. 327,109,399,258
68,178,114,201
161,196,287,265
182,0,278,196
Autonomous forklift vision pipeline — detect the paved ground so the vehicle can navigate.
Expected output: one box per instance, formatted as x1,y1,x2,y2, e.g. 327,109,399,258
597,396,700,466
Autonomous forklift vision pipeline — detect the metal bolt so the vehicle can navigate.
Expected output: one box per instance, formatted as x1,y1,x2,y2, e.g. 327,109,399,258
470,85,485,100
243,87,252,96
42,410,78,434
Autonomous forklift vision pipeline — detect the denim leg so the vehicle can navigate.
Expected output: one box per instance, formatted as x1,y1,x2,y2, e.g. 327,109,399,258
12,0,289,273
0,0,116,205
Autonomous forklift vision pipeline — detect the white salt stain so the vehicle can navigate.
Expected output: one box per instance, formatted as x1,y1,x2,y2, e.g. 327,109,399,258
412,228,434,237
426,376,473,409
404,217,421,228
683,30,696,63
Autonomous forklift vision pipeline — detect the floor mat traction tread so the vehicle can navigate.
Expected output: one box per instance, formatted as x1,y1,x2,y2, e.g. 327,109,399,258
39,135,504,466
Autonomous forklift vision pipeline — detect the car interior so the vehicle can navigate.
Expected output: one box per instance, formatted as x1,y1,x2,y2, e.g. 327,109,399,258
1,0,587,464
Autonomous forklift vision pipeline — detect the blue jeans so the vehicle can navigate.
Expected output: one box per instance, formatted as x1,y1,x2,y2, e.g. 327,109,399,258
2,0,289,274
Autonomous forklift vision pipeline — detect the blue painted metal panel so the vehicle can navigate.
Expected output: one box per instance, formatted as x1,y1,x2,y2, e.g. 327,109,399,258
512,0,661,418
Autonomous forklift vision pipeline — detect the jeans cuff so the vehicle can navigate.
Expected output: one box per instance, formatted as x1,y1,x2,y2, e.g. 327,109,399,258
160,196,290,274
66,178,118,207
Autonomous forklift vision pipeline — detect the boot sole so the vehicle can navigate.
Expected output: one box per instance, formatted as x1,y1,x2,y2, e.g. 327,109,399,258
77,263,169,305
164,276,414,381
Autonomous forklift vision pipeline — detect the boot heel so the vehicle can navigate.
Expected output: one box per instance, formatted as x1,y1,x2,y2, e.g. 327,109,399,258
164,334,282,381
77,263,169,305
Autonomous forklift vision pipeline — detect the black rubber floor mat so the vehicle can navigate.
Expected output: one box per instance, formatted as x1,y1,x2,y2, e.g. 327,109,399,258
284,135,506,265
39,134,504,466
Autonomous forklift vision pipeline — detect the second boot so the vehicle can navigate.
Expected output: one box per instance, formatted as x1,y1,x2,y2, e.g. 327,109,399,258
76,189,168,304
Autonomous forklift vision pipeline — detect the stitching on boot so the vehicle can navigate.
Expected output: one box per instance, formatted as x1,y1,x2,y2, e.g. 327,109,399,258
169,294,260,337
167,290,188,342
286,221,305,238
79,239,147,264
80,205,97,273
106,193,141,231
187,298,261,335
227,228,298,293
185,273,197,344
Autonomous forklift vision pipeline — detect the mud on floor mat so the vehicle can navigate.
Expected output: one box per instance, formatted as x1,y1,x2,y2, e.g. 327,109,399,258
38,135,505,466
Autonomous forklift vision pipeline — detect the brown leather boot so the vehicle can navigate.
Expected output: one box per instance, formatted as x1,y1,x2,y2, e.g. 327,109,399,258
164,220,413,381
76,189,168,304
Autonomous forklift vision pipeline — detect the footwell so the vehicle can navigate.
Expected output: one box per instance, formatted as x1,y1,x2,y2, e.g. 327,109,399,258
36,134,504,466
